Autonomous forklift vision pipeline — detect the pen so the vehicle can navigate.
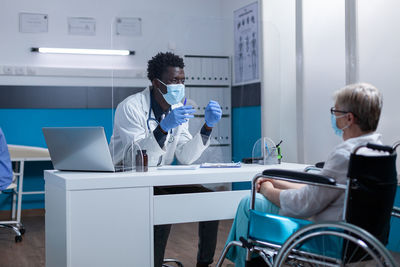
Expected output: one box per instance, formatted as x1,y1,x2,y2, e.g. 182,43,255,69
184,97,187,105
265,144,270,156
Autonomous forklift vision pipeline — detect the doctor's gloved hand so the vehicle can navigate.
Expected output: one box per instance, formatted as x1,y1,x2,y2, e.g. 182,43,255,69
204,100,222,128
160,105,196,132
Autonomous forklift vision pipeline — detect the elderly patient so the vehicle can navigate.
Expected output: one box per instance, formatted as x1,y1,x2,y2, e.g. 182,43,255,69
224,83,384,267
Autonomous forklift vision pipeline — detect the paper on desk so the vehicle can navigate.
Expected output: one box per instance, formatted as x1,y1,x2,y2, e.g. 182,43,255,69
157,165,200,170
200,162,242,168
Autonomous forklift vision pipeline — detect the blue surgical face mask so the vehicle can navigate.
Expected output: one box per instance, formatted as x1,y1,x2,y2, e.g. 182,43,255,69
157,79,185,105
331,114,349,137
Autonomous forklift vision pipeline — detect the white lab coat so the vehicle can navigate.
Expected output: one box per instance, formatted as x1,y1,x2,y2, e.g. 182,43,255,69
279,133,383,222
109,87,210,167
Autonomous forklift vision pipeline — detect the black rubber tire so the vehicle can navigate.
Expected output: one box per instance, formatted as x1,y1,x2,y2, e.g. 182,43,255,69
15,235,22,242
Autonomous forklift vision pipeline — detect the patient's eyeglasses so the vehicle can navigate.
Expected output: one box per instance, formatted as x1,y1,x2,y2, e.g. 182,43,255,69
330,107,349,115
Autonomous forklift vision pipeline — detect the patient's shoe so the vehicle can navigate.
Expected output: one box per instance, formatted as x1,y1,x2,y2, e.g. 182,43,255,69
196,263,210,267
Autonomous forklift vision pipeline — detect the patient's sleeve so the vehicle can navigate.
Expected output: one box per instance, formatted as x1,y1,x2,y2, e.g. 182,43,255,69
279,147,349,220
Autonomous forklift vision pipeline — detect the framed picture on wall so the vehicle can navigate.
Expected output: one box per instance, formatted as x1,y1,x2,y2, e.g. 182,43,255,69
233,1,260,86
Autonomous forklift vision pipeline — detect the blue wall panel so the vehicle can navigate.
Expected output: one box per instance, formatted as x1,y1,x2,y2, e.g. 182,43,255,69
0,109,114,147
388,187,400,252
232,106,261,190
0,108,114,210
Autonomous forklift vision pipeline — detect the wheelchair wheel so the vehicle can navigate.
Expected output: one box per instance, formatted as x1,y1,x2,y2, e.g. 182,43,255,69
273,221,396,267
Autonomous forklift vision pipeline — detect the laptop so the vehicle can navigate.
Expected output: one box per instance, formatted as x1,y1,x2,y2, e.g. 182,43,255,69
42,127,117,172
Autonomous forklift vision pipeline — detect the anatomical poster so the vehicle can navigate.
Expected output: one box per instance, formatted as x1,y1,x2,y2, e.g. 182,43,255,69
234,2,260,85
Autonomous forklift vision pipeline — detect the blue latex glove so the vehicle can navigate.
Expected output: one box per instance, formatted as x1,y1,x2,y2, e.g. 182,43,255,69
160,105,196,132
204,100,222,127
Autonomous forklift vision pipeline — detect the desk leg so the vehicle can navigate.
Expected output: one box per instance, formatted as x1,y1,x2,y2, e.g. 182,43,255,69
150,186,154,267
11,162,19,220
16,161,24,226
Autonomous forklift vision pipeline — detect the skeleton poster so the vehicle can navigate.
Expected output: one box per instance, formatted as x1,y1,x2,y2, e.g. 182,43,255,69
234,2,259,85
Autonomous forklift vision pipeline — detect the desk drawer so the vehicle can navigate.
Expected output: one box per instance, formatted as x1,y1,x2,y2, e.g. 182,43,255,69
153,190,250,225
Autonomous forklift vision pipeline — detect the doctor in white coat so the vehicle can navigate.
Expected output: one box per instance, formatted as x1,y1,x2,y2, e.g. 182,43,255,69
109,52,222,267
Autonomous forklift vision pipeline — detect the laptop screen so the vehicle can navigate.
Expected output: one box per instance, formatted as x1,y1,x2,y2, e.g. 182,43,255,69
42,127,116,172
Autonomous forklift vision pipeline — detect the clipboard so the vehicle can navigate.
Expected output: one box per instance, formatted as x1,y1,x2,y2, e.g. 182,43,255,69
200,162,242,168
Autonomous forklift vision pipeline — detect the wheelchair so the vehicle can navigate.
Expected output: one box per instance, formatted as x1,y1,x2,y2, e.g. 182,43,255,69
217,142,400,267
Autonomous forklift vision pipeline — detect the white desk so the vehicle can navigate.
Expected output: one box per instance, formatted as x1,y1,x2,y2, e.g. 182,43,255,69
45,163,308,267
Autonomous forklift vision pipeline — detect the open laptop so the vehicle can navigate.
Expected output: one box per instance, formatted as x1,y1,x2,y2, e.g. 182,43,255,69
42,127,118,172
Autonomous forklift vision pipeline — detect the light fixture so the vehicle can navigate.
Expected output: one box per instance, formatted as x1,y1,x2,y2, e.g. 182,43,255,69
31,47,135,56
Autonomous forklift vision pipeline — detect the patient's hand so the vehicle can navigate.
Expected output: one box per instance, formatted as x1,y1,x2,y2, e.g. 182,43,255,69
259,181,274,196
262,179,304,190
256,178,289,191
259,181,282,207
256,178,271,192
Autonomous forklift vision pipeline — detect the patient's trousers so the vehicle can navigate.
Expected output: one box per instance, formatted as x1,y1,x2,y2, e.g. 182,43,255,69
153,185,219,267
225,193,280,267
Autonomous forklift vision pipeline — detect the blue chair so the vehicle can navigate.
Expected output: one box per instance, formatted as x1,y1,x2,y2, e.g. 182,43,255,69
217,142,400,267
0,166,24,242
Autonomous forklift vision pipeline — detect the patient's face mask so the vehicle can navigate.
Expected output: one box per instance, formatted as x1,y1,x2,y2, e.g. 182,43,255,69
157,79,185,105
331,114,349,137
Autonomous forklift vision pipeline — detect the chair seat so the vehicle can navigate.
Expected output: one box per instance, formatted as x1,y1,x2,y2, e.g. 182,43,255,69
248,210,342,259
248,210,311,245
5,183,17,190
0,183,17,193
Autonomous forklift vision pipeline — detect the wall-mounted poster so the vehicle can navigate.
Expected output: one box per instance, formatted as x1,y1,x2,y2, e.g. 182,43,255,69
234,1,259,85
19,13,48,33
68,17,96,36
115,17,142,36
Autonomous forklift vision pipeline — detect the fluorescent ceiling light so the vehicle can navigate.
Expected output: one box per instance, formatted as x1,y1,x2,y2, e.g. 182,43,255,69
31,47,134,56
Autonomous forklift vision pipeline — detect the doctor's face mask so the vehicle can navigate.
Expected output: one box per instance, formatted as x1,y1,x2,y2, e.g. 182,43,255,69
157,79,185,105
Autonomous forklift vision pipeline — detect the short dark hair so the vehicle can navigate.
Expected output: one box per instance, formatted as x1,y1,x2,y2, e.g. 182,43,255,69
147,52,185,81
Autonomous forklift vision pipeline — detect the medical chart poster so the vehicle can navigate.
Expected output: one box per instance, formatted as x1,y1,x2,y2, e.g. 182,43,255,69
234,2,260,85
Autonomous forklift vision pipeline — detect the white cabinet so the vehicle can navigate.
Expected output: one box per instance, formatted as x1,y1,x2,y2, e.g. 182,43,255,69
46,181,153,267
185,55,231,163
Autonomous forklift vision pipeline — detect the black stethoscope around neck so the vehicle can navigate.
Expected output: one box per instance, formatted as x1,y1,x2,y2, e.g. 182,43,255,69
146,94,174,143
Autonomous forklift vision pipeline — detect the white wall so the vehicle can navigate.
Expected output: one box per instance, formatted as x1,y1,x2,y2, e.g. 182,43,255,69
261,0,298,162
293,0,400,166
0,0,229,86
302,0,346,164
259,0,346,165
358,0,400,170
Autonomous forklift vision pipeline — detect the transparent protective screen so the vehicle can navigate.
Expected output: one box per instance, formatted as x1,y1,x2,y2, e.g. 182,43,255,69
108,4,254,174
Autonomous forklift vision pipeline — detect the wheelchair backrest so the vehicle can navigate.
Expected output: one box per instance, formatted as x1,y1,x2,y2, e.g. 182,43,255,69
346,148,397,246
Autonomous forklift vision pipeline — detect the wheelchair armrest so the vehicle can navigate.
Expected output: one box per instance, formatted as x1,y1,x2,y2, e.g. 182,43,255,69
262,169,336,186
250,169,339,210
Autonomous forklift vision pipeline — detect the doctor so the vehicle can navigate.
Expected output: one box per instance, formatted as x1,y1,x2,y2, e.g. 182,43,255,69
109,52,222,267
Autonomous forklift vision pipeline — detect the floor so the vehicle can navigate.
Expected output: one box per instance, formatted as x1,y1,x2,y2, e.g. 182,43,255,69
0,214,234,267
0,214,399,267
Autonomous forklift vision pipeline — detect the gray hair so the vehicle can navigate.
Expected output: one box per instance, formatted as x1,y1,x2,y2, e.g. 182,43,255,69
334,83,383,131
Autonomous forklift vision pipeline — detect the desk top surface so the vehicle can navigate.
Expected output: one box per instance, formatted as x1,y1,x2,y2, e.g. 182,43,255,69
45,162,309,190
8,145,50,161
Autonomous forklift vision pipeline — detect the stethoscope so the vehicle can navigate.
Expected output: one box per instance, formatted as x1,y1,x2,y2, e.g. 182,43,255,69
146,97,175,143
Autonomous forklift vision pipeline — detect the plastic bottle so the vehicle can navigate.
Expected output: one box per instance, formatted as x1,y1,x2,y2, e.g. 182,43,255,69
136,150,148,172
